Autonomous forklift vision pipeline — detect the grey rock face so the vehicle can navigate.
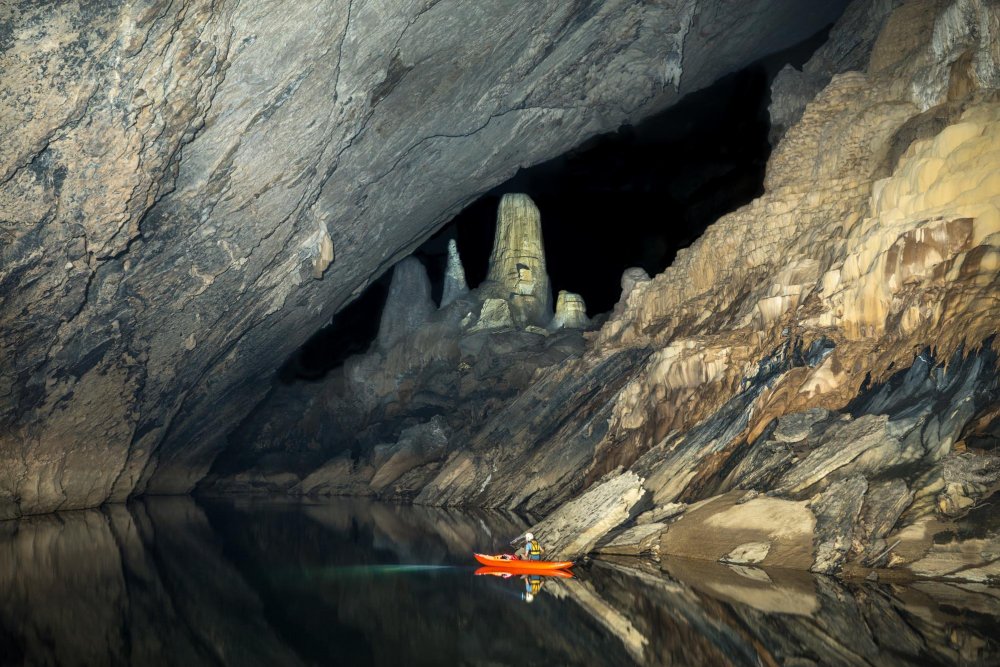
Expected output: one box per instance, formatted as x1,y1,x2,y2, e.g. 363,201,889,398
376,257,435,351
439,239,469,308
0,0,849,516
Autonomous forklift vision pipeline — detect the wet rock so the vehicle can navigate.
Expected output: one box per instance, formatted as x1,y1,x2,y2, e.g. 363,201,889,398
548,290,591,331
478,194,552,328
595,522,667,557
440,239,469,308
721,541,771,565
376,257,435,351
660,492,816,570
530,471,647,561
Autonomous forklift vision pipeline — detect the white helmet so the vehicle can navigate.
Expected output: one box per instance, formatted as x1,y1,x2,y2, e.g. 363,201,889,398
524,593,535,603
525,532,534,541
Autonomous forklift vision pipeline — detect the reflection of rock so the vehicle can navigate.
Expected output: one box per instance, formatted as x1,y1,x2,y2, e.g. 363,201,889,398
548,290,591,331
565,554,1000,665
440,239,470,308
376,257,435,350
0,498,303,666
479,194,552,327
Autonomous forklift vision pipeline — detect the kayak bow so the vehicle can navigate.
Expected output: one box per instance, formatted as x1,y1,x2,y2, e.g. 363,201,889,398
473,553,574,570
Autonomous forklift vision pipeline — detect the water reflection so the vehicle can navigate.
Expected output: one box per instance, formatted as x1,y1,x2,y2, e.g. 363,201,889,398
0,497,998,666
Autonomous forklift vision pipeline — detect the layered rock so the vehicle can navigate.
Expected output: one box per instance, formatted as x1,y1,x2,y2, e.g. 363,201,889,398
479,193,553,327
0,0,848,517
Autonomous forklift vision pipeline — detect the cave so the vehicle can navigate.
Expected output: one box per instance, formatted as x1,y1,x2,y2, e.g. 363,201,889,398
2,1,1000,665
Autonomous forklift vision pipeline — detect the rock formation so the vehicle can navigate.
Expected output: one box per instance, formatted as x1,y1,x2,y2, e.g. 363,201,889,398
611,267,651,319
548,290,591,331
478,193,553,327
217,0,1000,583
375,257,435,351
768,0,902,143
0,0,847,518
439,239,469,308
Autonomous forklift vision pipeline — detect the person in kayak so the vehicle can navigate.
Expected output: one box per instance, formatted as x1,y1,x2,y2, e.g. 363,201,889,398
517,532,544,561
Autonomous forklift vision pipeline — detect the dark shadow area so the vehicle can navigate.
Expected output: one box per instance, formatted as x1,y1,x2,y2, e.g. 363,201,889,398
277,271,392,383
282,26,831,382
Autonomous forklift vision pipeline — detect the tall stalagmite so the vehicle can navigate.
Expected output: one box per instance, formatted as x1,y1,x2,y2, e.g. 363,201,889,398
376,257,435,351
481,194,552,328
440,239,470,308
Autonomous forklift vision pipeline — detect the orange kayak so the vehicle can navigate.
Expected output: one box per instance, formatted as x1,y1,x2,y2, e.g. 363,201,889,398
473,553,574,570
475,566,573,578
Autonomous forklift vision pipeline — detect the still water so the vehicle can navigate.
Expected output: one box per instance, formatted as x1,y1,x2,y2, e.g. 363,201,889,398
1,496,998,666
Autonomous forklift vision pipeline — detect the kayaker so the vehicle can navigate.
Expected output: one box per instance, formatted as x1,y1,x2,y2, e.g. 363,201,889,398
517,532,544,561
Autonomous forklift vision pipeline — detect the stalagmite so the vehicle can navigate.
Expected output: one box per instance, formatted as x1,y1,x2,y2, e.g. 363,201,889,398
612,267,651,318
440,239,470,307
548,290,591,331
376,257,435,351
480,194,552,327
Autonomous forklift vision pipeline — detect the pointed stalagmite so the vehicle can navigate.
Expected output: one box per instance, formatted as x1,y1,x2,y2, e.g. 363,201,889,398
440,239,470,307
482,194,552,327
376,257,435,350
549,290,591,331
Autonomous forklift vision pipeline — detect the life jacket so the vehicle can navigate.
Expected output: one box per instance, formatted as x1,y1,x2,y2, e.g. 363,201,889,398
527,539,542,560
528,576,543,594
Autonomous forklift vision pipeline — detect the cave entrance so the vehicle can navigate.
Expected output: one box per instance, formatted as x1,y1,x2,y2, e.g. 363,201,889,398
284,25,831,382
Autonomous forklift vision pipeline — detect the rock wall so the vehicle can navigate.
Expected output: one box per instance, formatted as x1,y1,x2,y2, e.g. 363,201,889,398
0,0,849,518
217,0,1000,581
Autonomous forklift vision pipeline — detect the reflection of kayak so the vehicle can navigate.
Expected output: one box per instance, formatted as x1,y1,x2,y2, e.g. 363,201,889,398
475,566,573,578
473,553,574,570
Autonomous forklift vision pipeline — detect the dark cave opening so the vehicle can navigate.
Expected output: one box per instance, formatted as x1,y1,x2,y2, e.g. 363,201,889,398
282,25,831,383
